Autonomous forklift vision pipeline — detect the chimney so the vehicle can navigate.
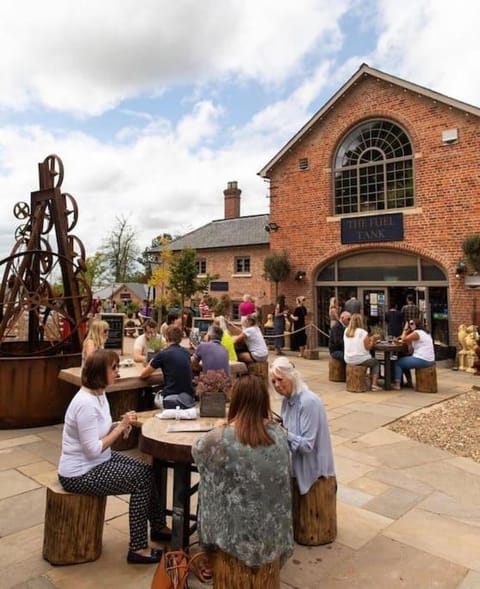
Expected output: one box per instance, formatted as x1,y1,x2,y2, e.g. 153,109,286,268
224,181,241,219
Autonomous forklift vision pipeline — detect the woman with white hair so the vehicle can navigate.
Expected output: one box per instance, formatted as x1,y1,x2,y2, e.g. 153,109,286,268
270,357,335,495
270,356,336,545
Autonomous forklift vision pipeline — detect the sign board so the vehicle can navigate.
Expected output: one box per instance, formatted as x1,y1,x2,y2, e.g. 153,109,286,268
341,213,403,244
192,317,215,336
100,313,124,353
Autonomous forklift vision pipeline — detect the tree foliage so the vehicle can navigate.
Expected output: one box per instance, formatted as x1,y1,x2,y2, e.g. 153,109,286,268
263,251,291,299
101,215,140,282
168,248,217,316
462,235,480,272
84,252,109,288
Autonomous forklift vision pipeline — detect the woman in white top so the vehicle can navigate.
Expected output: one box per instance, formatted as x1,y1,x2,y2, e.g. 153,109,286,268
344,313,381,391
58,349,169,564
393,318,435,390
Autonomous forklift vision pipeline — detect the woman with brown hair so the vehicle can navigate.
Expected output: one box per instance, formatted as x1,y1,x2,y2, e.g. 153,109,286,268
192,374,293,585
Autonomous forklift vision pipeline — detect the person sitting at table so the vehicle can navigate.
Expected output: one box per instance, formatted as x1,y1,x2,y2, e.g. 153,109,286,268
392,318,435,390
82,319,110,363
58,349,170,564
344,313,381,391
140,325,195,409
213,315,238,361
192,374,293,581
270,357,335,494
191,324,229,377
133,318,163,363
159,311,182,339
233,313,269,364
328,311,351,363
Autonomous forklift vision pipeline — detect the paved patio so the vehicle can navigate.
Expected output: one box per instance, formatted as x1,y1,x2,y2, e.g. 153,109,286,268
1,346,479,588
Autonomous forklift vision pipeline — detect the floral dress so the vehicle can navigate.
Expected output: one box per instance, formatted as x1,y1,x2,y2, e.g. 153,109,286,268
192,423,293,567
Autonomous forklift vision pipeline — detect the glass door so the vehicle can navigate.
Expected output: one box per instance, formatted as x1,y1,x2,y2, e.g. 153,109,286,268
359,288,386,335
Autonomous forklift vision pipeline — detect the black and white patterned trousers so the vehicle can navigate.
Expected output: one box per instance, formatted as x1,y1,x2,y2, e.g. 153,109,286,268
59,451,164,551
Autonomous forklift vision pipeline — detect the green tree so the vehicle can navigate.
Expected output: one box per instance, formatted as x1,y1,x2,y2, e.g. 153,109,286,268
101,215,140,282
138,233,173,280
84,252,109,288
168,248,217,321
462,235,480,272
263,251,291,299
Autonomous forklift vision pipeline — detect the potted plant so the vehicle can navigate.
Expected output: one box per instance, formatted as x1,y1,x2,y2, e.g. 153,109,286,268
196,369,231,417
146,335,165,363
124,318,136,338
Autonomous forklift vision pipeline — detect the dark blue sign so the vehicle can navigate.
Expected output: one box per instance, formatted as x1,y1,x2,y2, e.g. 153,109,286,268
341,213,403,244
210,281,229,292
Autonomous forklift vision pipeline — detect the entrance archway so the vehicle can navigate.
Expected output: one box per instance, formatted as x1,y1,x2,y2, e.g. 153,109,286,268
315,250,448,346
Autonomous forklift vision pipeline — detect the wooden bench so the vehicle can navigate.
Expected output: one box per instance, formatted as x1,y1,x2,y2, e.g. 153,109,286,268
43,481,106,565
292,476,337,545
415,365,437,393
328,357,346,382
214,549,280,589
346,364,369,393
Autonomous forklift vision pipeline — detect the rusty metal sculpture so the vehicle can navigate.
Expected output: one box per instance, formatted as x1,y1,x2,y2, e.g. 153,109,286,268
0,154,91,356
0,155,91,428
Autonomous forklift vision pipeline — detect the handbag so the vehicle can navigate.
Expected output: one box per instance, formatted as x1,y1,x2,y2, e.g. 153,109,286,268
151,550,189,589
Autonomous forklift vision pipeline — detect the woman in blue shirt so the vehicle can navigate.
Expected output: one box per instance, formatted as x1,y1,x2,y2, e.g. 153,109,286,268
270,356,335,495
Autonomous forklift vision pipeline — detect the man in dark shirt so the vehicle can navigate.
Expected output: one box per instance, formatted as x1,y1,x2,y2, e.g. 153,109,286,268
141,325,195,409
328,311,351,362
401,295,419,324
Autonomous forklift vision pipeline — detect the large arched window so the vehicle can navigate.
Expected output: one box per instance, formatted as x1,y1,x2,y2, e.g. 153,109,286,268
334,120,414,214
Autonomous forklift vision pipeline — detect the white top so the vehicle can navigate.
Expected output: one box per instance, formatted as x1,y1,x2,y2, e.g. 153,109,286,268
344,328,371,364
412,330,435,362
133,333,164,356
58,388,112,477
243,325,268,361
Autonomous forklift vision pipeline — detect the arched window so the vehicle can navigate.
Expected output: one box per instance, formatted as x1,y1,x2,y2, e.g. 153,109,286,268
334,120,414,214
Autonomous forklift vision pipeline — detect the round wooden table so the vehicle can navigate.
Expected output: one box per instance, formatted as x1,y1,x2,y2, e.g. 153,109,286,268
139,414,225,549
373,341,408,389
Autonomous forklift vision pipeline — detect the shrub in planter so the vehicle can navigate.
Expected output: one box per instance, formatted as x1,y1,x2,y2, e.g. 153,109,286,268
462,235,480,273
196,370,231,417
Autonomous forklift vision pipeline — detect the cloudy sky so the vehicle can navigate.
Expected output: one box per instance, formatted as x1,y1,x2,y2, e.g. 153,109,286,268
1,0,480,262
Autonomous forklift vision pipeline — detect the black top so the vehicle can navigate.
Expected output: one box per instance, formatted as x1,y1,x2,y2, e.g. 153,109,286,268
329,320,346,354
151,344,194,399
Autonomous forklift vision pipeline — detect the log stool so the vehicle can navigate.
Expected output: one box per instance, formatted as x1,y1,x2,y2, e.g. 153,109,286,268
329,356,346,382
43,481,107,565
415,365,437,393
248,361,269,386
214,549,280,589
292,476,337,545
346,365,369,393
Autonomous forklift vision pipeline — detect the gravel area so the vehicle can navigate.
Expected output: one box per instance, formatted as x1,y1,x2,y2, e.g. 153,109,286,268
388,388,480,463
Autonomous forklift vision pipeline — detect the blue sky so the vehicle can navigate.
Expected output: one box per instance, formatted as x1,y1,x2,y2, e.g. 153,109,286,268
1,0,480,261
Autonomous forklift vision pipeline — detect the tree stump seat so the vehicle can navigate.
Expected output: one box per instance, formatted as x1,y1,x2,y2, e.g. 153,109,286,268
292,476,337,546
328,357,346,382
43,481,107,565
247,361,269,385
229,361,248,378
346,364,369,393
214,549,280,589
415,365,437,393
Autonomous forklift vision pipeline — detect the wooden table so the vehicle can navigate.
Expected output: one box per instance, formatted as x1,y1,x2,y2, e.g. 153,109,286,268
138,413,225,549
373,341,407,390
58,364,163,450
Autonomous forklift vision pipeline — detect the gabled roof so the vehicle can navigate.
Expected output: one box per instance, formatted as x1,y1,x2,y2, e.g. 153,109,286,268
93,283,149,300
258,63,480,178
163,214,270,252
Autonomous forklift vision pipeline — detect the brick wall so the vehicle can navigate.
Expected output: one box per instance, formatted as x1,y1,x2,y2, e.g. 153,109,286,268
266,75,480,343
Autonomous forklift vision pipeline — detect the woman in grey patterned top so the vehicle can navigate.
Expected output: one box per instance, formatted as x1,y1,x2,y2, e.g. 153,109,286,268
192,374,293,569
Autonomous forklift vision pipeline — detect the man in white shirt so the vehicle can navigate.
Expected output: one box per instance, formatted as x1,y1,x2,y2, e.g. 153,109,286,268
133,319,162,363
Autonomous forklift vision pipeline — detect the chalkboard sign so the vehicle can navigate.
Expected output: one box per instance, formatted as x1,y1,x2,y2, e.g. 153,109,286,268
101,313,124,353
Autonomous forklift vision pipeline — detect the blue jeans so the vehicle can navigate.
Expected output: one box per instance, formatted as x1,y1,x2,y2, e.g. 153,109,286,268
394,356,435,382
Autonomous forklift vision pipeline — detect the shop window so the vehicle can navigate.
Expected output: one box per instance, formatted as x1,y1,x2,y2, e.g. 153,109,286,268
235,256,250,274
334,120,414,214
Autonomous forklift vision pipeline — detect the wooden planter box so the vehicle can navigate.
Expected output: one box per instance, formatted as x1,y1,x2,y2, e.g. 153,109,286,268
200,392,226,417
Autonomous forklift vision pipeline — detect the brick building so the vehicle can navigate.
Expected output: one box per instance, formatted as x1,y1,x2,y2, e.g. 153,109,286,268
259,63,480,348
166,182,271,319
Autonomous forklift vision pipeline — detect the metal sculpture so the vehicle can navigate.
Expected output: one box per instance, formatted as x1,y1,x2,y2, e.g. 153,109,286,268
0,154,91,356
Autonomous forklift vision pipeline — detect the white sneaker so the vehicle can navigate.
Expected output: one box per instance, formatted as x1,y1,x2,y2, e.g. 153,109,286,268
371,385,382,391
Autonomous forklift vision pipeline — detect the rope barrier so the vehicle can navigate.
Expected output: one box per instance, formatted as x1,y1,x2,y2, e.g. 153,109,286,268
262,322,330,340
